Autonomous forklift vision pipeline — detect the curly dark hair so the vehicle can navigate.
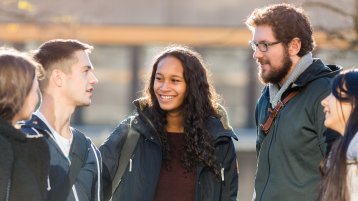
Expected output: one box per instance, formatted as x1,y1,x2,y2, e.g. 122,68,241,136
138,45,221,178
245,3,315,56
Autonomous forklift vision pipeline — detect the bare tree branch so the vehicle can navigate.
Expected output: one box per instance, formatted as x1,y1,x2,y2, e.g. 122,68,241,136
303,0,358,50
303,1,354,18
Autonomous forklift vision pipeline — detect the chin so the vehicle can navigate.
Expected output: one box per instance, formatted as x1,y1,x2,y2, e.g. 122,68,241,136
159,106,171,111
78,99,92,106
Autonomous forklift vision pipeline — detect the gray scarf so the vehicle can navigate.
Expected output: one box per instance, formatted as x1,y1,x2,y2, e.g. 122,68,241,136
269,52,313,107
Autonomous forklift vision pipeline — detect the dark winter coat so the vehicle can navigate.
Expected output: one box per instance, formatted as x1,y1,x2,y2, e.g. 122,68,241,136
0,118,49,201
21,115,102,201
100,102,239,201
253,59,341,201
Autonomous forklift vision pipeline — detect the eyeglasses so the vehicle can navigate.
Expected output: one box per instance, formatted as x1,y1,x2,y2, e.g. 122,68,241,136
249,41,281,52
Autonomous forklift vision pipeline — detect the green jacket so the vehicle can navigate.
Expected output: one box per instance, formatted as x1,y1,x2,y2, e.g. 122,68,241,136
253,59,341,201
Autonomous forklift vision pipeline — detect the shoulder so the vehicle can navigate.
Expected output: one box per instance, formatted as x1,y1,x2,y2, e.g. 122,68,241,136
0,134,13,156
71,128,94,147
206,116,238,141
20,114,51,137
306,75,333,91
99,115,140,150
111,115,137,135
347,132,358,161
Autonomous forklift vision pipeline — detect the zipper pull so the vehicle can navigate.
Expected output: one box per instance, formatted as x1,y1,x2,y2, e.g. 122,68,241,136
129,158,132,172
221,168,225,181
47,175,51,191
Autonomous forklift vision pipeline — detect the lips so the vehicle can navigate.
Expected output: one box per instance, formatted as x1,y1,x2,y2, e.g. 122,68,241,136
86,88,94,97
322,106,329,114
159,95,175,102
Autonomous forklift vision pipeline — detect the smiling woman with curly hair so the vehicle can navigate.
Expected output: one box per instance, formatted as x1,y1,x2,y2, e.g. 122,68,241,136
100,45,238,201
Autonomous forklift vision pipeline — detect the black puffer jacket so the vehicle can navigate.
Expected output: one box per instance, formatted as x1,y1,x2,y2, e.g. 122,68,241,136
0,118,49,201
100,102,239,201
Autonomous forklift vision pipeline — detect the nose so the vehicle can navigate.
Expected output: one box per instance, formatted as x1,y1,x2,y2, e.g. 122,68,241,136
253,48,263,60
90,71,99,85
159,81,170,91
321,96,328,107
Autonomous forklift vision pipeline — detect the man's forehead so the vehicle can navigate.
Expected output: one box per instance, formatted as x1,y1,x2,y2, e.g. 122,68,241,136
73,50,93,68
252,25,276,41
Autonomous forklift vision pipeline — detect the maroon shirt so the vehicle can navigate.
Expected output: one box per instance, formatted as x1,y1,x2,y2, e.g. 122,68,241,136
154,132,196,201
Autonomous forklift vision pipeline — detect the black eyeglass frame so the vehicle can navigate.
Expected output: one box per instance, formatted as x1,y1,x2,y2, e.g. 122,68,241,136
249,41,281,52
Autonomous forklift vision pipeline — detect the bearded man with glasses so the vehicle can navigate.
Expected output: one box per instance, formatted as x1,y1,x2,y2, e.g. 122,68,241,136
245,3,342,201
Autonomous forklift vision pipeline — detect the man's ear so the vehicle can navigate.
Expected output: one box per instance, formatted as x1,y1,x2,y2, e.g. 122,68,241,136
288,37,301,56
51,69,64,87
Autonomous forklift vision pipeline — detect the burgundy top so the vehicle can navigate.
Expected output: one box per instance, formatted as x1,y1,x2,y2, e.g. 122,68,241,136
153,132,196,201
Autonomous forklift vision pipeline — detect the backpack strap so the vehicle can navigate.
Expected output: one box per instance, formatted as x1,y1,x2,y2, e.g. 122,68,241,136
110,117,140,198
48,129,89,201
22,115,90,201
260,91,299,135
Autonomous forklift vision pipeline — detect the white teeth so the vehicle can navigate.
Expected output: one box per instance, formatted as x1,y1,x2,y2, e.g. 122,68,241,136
161,95,174,99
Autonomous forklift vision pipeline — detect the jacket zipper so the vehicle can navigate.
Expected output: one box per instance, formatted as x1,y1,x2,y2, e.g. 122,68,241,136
221,168,225,181
6,178,11,201
129,154,135,172
259,115,279,201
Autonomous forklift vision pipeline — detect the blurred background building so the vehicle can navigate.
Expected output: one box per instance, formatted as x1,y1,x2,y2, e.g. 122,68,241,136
1,0,357,200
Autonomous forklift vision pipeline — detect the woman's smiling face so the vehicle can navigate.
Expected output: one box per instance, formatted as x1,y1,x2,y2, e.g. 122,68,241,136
321,93,353,135
153,56,187,115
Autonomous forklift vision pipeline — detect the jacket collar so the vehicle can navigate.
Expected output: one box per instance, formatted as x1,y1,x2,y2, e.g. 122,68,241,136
24,115,53,136
292,59,342,88
0,117,26,141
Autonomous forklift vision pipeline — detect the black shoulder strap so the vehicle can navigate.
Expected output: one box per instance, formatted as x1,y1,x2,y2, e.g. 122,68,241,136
110,117,140,198
48,129,89,201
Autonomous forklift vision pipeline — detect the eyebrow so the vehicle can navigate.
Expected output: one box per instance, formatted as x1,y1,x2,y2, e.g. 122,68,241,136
83,65,93,70
155,73,183,79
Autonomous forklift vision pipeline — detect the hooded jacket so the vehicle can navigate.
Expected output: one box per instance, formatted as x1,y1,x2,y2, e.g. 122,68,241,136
0,118,49,201
100,101,239,201
253,59,341,201
21,115,102,201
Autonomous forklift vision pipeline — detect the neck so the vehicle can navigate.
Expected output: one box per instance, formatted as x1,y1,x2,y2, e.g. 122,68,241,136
166,112,184,133
337,126,345,136
11,120,20,129
279,55,300,86
40,94,75,139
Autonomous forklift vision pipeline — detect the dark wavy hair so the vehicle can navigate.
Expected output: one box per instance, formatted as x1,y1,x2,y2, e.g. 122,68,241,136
245,3,315,56
0,48,44,122
138,45,221,177
317,69,358,201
